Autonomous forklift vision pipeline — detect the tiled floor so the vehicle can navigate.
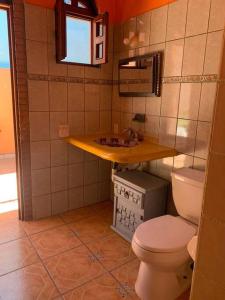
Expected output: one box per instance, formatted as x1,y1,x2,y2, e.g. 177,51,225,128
0,201,190,299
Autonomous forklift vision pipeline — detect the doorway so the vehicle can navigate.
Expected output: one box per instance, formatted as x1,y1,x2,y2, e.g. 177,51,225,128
0,7,18,214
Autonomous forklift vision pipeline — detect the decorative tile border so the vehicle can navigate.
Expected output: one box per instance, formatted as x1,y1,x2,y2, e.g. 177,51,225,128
28,74,113,85
28,73,224,85
162,75,219,84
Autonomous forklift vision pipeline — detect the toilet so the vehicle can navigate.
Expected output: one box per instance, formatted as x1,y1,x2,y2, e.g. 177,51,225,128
132,168,205,300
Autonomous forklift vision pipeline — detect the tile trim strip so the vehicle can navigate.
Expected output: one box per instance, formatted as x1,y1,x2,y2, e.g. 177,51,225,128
28,74,113,85
28,73,225,85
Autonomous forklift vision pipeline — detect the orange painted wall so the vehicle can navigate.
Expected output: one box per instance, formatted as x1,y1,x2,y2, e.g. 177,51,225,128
24,0,176,23
0,68,15,154
115,0,176,23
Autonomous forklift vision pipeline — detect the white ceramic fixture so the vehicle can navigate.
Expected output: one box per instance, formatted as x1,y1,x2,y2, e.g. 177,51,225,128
132,168,205,300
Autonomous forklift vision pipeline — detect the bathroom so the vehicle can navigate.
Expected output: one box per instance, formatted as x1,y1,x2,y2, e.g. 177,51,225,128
0,0,224,299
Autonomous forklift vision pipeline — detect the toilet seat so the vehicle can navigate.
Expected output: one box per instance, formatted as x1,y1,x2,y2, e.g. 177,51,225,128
133,215,197,253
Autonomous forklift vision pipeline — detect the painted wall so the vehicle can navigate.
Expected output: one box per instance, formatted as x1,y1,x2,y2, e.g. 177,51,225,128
24,0,176,23
0,68,15,154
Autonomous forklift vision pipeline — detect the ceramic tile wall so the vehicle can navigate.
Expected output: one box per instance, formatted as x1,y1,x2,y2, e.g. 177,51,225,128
191,27,225,300
24,4,113,219
112,0,225,182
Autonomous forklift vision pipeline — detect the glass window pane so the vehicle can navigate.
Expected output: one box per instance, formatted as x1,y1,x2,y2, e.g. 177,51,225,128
0,10,10,68
64,16,91,64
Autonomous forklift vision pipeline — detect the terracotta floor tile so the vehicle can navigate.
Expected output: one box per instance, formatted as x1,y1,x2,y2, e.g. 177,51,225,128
93,201,114,224
45,245,105,293
68,216,113,244
111,259,140,299
0,210,18,221
60,206,97,224
22,216,64,235
0,219,26,245
30,225,82,259
0,237,40,276
0,262,59,300
63,273,132,300
87,234,135,271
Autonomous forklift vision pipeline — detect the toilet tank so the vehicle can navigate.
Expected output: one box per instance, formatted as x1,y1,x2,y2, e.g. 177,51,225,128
171,168,205,225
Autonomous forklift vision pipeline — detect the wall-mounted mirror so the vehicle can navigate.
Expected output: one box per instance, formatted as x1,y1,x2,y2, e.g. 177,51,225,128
119,52,162,97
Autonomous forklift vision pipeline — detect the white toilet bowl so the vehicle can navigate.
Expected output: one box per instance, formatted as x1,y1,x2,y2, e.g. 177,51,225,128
132,215,197,300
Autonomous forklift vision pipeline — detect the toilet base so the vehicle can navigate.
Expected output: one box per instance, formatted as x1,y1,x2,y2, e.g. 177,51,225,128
135,261,192,300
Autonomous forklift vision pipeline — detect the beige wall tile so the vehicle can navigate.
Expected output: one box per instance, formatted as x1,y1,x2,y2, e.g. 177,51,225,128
145,116,160,138
28,80,49,112
194,121,211,159
33,194,51,219
68,65,84,78
156,157,174,181
204,31,224,75
199,83,217,122
159,117,177,147
100,111,111,133
47,44,68,76
51,140,67,167
150,5,168,45
186,0,211,36
31,168,51,197
26,40,48,75
50,112,67,139
85,84,100,111
209,0,225,32
68,187,84,210
46,9,55,44
85,112,100,134
132,98,146,114
31,141,50,170
68,83,85,112
99,159,111,182
123,17,137,50
85,66,101,79
29,112,50,141
51,166,67,193
137,12,151,47
68,146,84,165
84,161,99,185
146,97,161,116
121,98,133,113
25,4,47,42
166,0,188,41
68,112,84,136
100,86,112,111
178,83,201,120
52,191,68,215
176,119,197,155
84,183,99,206
49,82,67,112
182,35,207,75
164,39,184,77
120,112,133,131
68,163,84,189
161,84,180,118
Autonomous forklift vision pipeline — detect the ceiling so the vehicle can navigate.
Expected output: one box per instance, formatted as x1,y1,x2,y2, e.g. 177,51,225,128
25,0,176,23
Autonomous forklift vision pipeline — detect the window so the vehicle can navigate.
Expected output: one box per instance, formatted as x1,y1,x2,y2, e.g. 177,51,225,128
55,0,108,65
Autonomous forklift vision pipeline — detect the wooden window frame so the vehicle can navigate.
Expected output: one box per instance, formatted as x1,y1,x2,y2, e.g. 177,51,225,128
55,0,108,66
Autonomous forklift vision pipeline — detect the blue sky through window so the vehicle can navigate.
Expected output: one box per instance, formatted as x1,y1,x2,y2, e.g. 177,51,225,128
0,9,10,69
64,16,91,64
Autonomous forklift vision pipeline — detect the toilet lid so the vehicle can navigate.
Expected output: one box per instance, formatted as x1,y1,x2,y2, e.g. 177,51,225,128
133,215,197,253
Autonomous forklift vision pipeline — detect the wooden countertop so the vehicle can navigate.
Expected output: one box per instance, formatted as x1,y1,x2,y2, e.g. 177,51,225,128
66,134,177,164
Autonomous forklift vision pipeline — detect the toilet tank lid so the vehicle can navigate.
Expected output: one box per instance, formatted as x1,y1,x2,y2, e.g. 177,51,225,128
171,168,205,188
